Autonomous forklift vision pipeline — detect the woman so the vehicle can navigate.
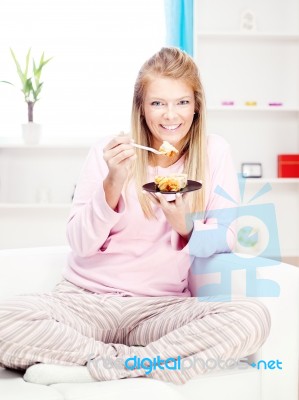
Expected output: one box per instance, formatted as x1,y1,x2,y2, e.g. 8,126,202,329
0,47,270,385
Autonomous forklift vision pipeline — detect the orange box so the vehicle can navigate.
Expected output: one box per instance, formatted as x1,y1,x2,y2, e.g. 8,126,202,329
278,154,299,177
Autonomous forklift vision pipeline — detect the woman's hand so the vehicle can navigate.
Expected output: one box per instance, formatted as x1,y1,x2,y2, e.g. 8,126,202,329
103,133,136,185
103,133,136,211
143,191,194,240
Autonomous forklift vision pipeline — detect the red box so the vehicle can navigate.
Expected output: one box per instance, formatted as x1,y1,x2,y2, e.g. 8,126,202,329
278,154,299,177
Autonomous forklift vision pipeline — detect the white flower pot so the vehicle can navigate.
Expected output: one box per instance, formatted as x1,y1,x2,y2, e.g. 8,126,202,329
22,123,42,145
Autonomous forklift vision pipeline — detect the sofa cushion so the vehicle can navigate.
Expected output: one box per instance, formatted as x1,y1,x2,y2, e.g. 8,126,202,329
1,365,261,400
52,378,184,400
51,367,260,400
174,366,261,400
0,367,64,400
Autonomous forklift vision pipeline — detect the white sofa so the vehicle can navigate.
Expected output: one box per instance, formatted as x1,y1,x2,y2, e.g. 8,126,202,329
0,246,298,400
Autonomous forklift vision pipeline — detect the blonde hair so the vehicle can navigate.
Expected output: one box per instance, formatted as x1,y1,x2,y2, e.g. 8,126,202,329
129,47,207,219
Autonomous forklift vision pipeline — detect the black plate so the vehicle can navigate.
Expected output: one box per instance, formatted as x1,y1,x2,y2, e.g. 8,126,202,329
142,180,202,194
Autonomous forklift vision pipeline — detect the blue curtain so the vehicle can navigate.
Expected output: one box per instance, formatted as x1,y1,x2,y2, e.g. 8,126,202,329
164,0,194,56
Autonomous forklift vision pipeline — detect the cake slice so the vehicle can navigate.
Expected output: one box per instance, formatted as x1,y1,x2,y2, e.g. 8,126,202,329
159,141,179,157
154,173,188,192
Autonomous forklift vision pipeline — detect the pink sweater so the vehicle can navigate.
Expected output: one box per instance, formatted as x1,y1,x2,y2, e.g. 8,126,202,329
63,134,239,297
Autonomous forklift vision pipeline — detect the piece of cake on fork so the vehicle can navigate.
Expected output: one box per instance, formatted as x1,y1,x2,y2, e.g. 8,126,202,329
158,141,179,157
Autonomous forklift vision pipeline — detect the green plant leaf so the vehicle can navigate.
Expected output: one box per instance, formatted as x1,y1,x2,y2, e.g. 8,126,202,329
24,48,31,81
41,57,53,67
33,58,40,89
10,48,26,86
35,82,43,97
32,82,43,101
23,78,33,100
39,52,45,67
33,54,53,92
36,57,52,77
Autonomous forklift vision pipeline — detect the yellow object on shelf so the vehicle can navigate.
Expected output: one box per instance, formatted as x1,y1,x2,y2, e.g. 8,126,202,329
245,101,257,106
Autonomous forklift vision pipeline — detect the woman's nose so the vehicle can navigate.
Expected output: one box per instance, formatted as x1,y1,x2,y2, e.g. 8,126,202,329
163,105,177,120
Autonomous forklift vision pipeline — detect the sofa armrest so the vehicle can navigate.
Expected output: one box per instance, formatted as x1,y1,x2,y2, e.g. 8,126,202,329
189,254,299,400
0,246,70,299
254,262,299,400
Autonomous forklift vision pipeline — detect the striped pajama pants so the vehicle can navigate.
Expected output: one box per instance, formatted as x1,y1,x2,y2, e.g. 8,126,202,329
0,278,271,385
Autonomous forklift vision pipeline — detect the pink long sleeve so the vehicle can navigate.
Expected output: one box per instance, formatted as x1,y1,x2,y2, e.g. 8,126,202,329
66,137,126,257
63,134,240,297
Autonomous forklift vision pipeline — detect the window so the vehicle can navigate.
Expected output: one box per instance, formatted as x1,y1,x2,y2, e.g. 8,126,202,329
0,0,166,139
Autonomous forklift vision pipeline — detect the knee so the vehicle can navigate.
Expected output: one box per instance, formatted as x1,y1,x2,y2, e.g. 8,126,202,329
237,298,271,350
0,295,46,335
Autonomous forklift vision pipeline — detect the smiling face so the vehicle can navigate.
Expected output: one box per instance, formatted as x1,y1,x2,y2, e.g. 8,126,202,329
143,77,195,150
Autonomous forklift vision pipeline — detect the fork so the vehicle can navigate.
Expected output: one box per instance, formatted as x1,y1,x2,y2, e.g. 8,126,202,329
132,143,166,155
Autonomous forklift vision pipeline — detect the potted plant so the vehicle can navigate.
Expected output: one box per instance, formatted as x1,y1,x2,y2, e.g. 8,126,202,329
10,48,52,144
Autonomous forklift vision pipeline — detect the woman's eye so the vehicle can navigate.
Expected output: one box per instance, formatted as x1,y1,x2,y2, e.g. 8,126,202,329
178,100,189,105
151,101,163,106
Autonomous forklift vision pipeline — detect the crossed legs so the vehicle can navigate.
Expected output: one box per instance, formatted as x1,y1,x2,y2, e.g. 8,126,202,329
0,279,271,385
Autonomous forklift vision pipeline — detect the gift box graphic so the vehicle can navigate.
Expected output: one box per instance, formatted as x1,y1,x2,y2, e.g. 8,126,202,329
188,177,281,300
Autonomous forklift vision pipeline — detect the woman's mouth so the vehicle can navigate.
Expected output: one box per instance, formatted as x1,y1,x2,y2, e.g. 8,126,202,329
160,124,181,131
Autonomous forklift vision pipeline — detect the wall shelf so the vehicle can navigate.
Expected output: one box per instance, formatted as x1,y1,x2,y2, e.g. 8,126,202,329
207,106,299,112
197,32,299,41
0,203,72,209
244,178,299,184
0,143,91,150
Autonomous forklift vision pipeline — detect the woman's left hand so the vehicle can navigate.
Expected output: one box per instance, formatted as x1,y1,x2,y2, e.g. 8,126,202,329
142,191,193,240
